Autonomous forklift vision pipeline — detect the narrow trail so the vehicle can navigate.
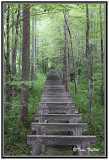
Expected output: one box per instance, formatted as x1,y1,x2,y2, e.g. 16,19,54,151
27,68,96,156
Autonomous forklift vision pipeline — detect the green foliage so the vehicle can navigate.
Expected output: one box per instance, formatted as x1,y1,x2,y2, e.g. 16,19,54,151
70,78,104,156
4,73,46,155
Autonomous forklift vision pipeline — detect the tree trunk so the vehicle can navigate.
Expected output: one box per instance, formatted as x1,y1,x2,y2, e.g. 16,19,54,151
86,4,93,127
100,4,104,104
64,13,77,95
35,21,37,79
64,13,69,92
11,5,20,100
19,4,30,124
31,17,35,80
10,12,14,103
5,5,11,115
19,47,22,78
62,53,66,84
86,4,90,60
18,19,22,80
36,38,39,72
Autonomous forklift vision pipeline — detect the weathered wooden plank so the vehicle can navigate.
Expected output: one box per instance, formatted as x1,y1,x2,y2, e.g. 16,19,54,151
41,95,71,99
39,102,75,108
35,114,82,122
46,79,62,82
39,102,75,105
27,135,96,145
43,91,68,94
45,82,63,85
31,123,88,132
37,107,78,114
42,93,69,97
44,87,66,91
40,98,72,100
43,89,66,92
40,99,73,103
44,85,65,88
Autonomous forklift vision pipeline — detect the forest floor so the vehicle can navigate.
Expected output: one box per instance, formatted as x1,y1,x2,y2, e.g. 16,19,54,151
4,73,105,156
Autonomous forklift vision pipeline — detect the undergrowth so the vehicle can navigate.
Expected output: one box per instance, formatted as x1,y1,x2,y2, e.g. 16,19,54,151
70,79,105,156
4,73,47,156
4,73,105,156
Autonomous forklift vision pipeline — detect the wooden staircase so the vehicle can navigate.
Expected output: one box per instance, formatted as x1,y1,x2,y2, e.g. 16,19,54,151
27,68,96,156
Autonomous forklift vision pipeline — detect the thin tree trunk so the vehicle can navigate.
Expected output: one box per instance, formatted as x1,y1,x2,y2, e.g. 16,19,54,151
36,38,39,72
35,21,37,79
63,53,66,84
76,50,81,83
5,5,11,115
18,48,22,77
11,5,20,100
90,9,94,90
12,5,20,75
64,13,77,95
35,35,37,78
64,13,69,92
100,4,104,104
86,4,93,127
10,12,14,103
19,4,30,124
19,20,22,80
41,40,45,73
31,17,35,80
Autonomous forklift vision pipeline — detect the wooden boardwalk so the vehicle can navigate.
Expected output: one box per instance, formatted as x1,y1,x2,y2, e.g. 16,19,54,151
27,68,96,156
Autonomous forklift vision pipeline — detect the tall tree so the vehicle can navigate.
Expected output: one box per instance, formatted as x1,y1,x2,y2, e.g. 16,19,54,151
11,5,20,100
64,13,78,95
5,5,11,114
36,38,39,72
64,13,70,92
35,20,37,79
100,4,104,104
86,4,93,127
31,17,35,80
19,4,30,124
10,10,14,103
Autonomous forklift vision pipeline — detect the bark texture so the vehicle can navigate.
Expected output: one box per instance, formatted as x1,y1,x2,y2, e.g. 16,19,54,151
5,5,11,114
86,4,93,127
64,13,78,95
19,4,30,124
31,18,35,80
64,13,70,92
100,4,104,104
35,21,37,79
11,5,20,100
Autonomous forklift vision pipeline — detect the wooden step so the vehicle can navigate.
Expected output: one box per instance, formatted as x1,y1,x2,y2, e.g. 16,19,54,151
39,102,75,108
37,106,78,114
44,85,65,88
35,114,82,123
43,90,68,94
41,94,71,99
40,99,73,103
27,135,96,145
27,135,96,155
45,82,63,85
42,92,69,96
39,102,75,105
31,123,88,134
41,95,71,99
